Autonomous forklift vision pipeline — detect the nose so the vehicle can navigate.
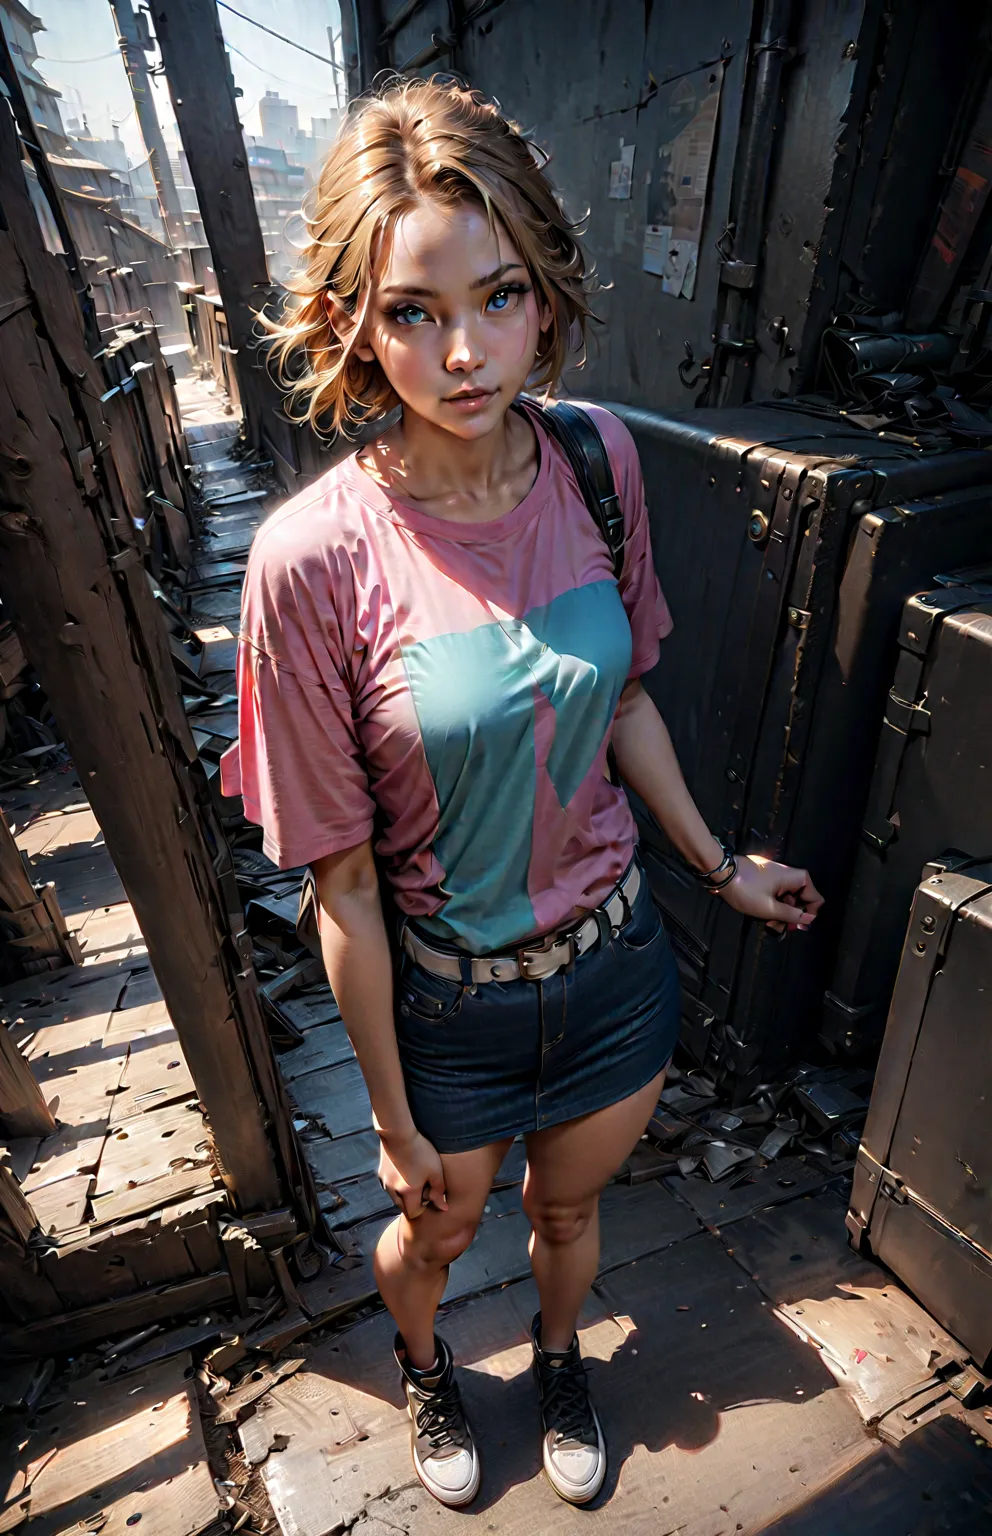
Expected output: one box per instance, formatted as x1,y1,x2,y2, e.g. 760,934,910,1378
444,319,485,374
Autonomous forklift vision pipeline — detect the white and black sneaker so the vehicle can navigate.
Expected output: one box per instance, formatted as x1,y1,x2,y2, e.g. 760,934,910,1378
394,1333,481,1508
531,1312,607,1505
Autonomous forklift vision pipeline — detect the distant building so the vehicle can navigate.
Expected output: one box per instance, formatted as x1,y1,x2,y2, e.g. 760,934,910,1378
293,112,340,170
170,149,205,247
63,118,166,237
246,140,306,282
0,0,62,136
0,2,121,201
258,90,299,154
1,0,187,347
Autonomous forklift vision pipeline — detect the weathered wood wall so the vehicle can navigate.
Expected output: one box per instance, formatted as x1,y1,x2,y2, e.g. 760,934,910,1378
0,83,292,1215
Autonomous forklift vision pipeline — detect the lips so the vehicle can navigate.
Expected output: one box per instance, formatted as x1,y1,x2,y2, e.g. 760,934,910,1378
445,388,494,403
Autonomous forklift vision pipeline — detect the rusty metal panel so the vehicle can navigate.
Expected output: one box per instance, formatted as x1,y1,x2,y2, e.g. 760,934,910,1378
454,0,752,414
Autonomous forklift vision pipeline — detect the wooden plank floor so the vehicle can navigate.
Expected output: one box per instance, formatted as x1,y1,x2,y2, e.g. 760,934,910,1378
0,773,228,1316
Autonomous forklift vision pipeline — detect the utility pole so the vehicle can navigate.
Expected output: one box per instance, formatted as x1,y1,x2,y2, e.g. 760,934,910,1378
146,0,276,449
108,0,192,282
328,26,342,113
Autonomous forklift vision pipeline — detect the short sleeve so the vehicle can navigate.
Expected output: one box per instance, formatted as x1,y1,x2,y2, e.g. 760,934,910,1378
220,517,375,870
584,405,673,679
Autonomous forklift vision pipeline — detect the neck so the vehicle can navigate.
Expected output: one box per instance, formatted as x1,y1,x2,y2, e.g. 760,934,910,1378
393,403,521,501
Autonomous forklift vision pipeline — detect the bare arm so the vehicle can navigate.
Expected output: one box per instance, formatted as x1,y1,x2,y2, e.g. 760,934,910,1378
312,839,448,1215
611,680,822,930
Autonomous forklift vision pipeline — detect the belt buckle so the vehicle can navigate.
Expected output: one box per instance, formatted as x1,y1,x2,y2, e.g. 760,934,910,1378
516,927,575,981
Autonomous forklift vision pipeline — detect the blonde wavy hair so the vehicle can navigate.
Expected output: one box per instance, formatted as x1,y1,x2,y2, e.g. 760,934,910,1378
264,75,598,435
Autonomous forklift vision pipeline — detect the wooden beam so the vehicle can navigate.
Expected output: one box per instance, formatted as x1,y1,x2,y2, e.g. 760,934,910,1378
146,0,276,448
0,87,287,1213
341,0,383,94
0,1024,56,1140
4,1271,234,1357
0,1166,39,1247
0,809,81,974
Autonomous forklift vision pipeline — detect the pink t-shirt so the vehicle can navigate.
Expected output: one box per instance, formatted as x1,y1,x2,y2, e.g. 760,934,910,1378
222,403,671,952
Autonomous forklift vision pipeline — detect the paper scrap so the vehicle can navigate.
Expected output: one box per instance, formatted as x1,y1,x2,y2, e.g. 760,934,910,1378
642,64,724,298
608,142,636,200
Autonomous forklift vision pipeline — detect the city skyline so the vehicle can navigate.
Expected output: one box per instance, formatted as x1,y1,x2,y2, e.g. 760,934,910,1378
29,0,342,168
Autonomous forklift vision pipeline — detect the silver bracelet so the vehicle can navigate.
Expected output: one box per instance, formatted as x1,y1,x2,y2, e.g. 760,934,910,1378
705,855,738,893
690,841,738,892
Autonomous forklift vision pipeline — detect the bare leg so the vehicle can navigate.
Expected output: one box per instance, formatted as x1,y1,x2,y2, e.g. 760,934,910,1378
523,1071,666,1352
374,1137,513,1368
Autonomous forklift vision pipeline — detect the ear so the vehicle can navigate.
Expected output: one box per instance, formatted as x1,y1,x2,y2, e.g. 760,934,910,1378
322,291,376,363
538,292,554,336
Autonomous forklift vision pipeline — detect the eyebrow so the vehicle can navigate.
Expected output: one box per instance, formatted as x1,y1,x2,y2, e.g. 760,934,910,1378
378,262,527,300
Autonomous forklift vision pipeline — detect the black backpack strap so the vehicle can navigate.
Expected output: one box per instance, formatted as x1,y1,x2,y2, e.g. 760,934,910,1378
527,398,626,580
524,398,627,788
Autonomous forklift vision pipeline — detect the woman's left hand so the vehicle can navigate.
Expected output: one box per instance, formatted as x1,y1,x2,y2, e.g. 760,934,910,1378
717,854,824,934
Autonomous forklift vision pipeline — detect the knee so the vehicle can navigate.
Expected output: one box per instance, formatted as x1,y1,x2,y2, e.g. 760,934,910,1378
404,1216,477,1271
524,1189,597,1247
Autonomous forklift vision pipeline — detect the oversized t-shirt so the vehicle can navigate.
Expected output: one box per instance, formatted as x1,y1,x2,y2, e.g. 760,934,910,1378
221,403,672,953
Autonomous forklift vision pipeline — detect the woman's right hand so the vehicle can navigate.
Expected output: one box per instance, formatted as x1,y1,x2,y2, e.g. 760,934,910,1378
378,1127,448,1220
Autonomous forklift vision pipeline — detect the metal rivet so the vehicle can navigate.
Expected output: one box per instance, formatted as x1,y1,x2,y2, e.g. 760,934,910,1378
915,941,926,953
921,915,935,932
611,926,619,938
492,966,501,978
748,510,769,541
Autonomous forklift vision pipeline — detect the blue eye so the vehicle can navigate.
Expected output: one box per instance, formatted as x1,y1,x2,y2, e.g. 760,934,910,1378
486,282,528,313
394,304,429,325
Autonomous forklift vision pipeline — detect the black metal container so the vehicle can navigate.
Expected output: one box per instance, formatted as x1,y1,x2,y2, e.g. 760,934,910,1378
603,402,992,1093
825,576,992,1056
847,859,992,1370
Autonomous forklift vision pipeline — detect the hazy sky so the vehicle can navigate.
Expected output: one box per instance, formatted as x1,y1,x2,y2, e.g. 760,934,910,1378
32,0,342,163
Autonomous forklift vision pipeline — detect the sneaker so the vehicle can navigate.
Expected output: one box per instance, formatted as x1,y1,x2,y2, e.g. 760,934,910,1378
394,1333,481,1507
531,1312,607,1505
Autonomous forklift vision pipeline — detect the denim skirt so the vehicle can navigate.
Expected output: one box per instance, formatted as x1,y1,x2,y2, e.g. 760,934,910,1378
395,869,681,1154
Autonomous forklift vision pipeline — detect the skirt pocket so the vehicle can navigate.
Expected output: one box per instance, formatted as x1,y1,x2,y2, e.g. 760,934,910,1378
396,955,464,1025
616,888,665,953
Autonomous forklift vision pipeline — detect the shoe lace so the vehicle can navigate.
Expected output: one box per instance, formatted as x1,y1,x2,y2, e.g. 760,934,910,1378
538,1354,597,1447
413,1377,469,1453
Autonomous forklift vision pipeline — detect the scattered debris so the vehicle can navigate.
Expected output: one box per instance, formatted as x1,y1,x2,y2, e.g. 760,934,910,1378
644,1060,870,1195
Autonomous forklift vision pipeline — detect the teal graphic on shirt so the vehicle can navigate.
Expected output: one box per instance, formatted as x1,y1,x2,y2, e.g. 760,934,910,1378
400,579,632,951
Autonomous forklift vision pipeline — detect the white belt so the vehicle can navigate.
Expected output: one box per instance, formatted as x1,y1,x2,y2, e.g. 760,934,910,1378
401,862,641,986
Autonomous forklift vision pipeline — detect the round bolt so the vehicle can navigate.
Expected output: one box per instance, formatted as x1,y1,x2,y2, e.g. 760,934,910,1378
748,510,769,541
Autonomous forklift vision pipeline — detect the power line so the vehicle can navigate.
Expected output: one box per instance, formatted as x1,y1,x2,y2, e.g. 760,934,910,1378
227,41,335,99
39,49,121,65
216,2,344,73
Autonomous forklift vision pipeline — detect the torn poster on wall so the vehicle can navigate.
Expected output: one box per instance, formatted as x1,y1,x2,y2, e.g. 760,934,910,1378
642,63,724,299
608,143,636,200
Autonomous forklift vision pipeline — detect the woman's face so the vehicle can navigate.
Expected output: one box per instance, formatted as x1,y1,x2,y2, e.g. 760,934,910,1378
354,199,551,439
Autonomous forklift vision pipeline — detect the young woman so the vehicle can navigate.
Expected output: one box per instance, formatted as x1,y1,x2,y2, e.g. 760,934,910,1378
229,77,822,1510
